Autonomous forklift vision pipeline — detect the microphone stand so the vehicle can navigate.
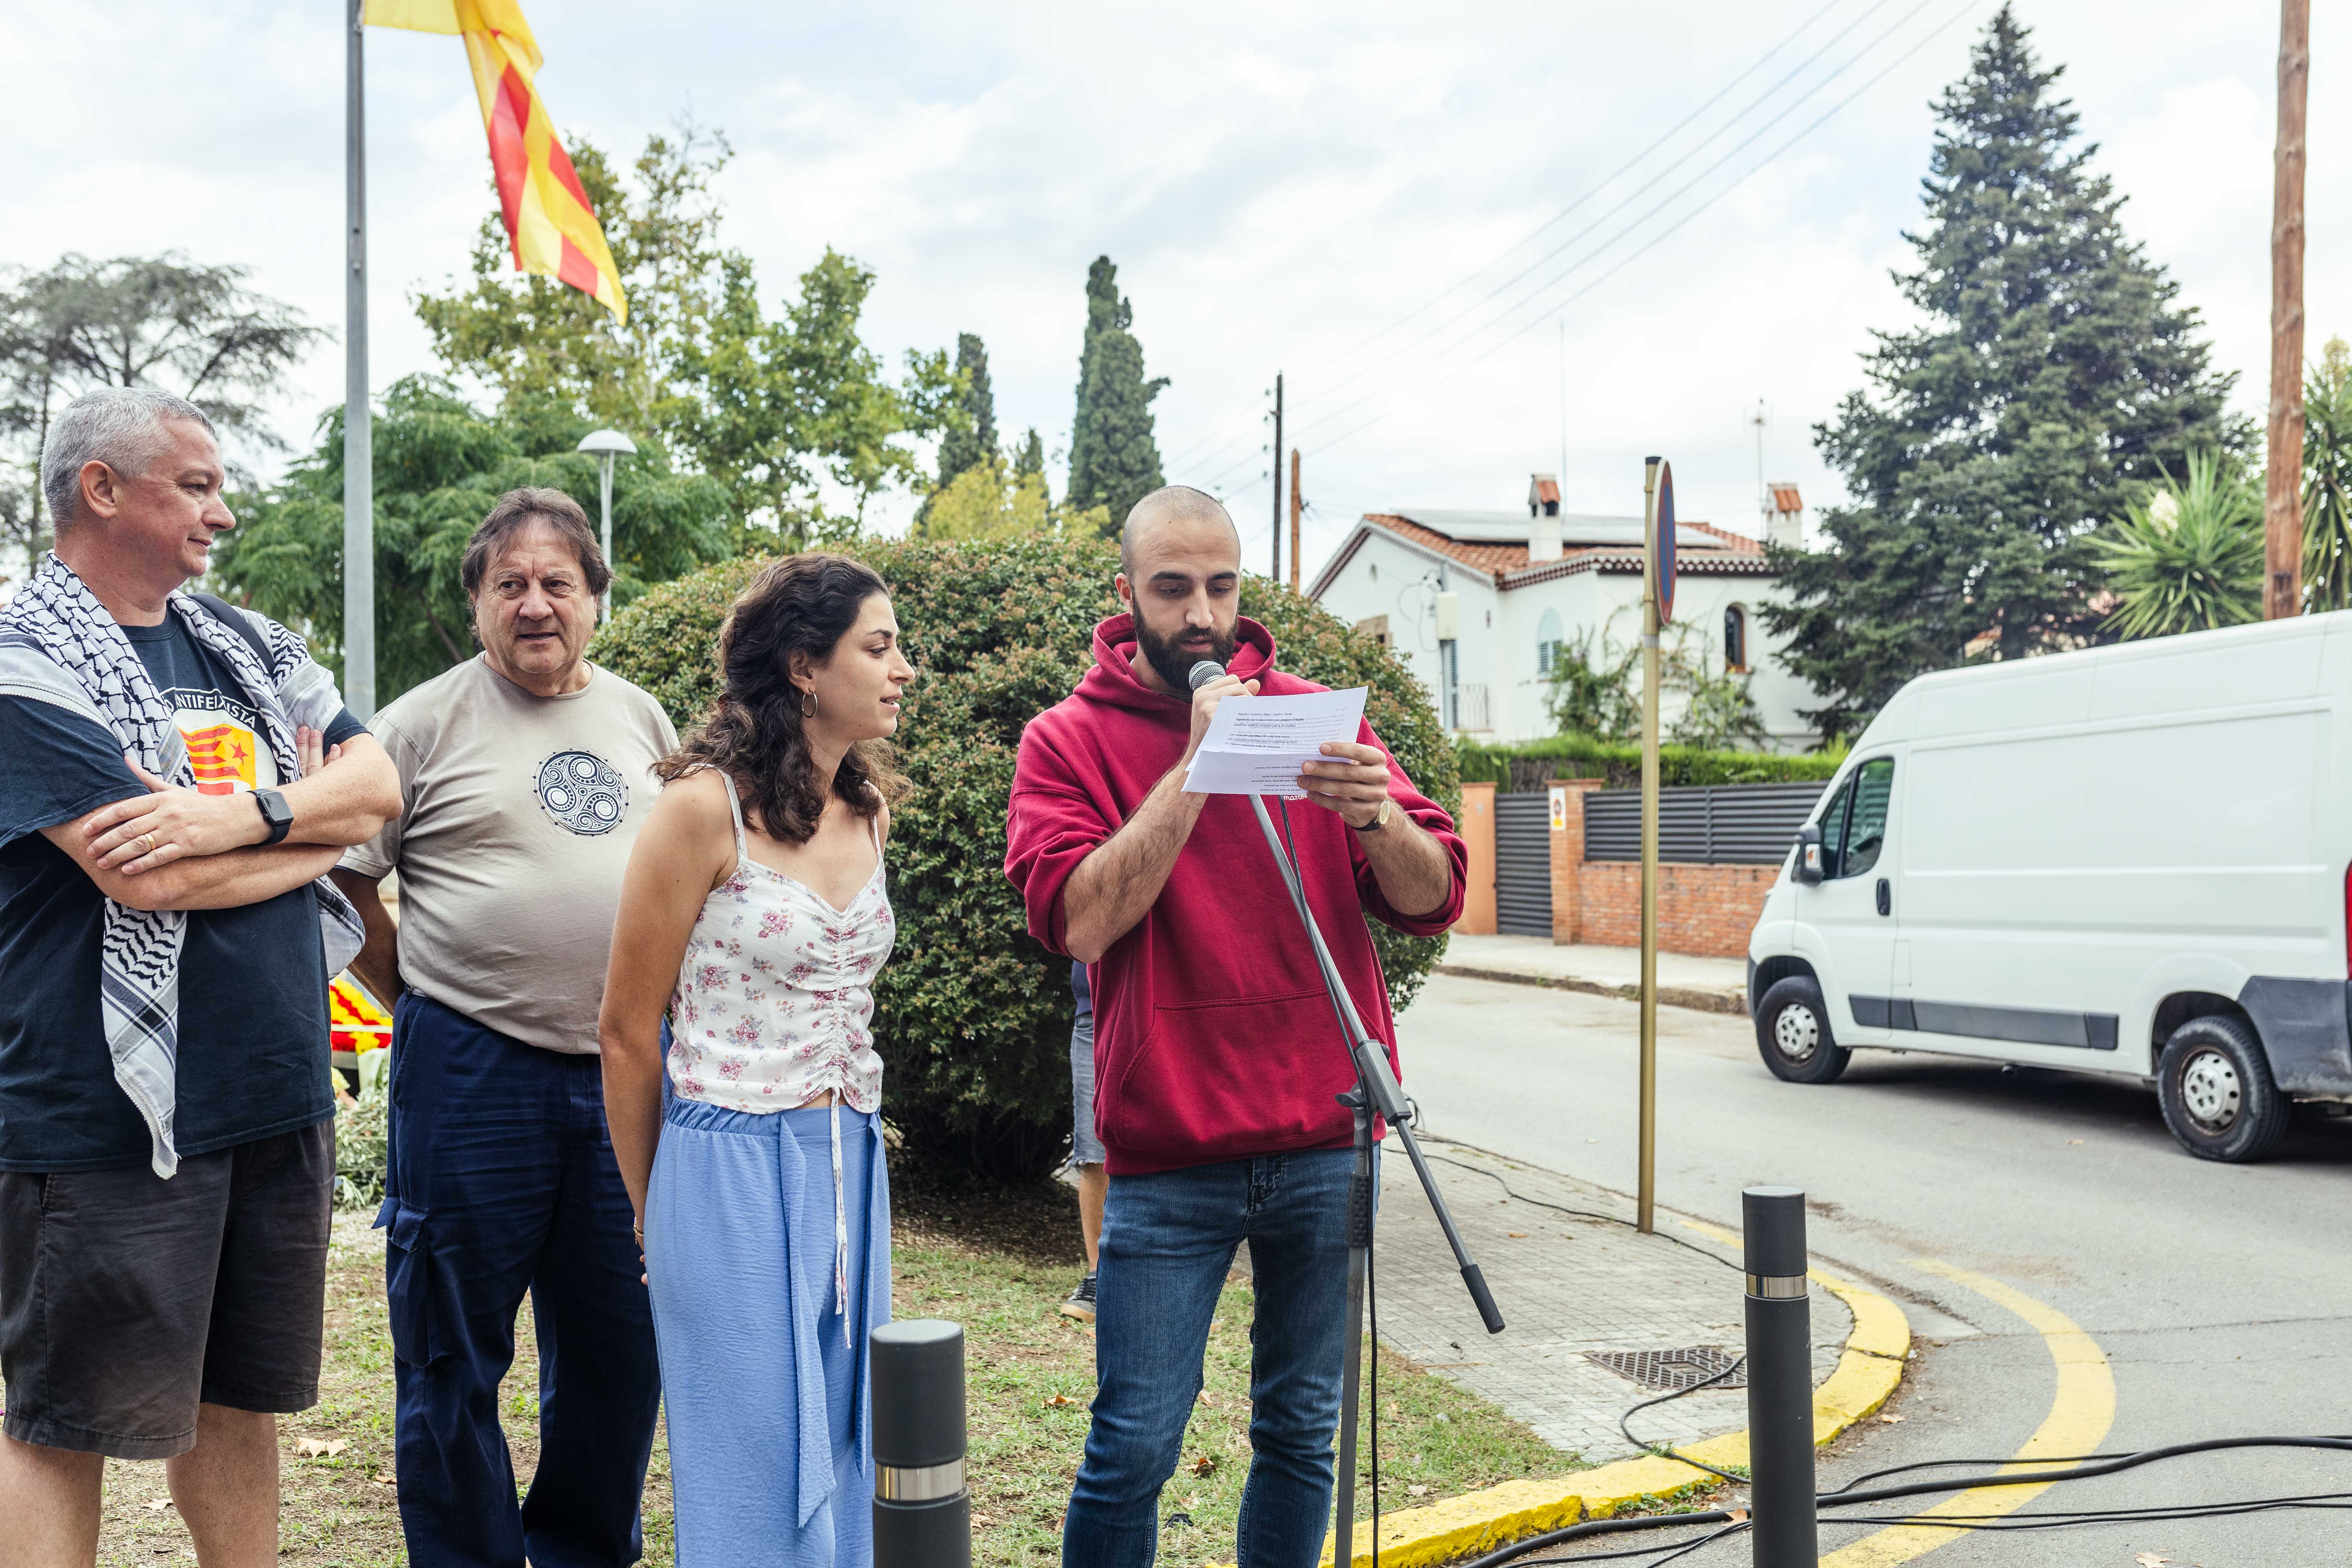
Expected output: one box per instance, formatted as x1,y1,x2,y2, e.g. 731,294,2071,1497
1239,790,1505,1559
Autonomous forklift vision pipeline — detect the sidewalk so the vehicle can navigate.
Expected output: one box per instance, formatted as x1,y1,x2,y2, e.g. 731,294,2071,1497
1439,934,1749,1016
1370,1140,1853,1463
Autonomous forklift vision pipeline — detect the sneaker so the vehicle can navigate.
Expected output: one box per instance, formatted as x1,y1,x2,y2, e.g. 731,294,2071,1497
1059,1269,1098,1322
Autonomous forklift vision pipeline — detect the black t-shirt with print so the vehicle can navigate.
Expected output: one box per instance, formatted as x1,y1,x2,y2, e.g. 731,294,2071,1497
0,615,366,1171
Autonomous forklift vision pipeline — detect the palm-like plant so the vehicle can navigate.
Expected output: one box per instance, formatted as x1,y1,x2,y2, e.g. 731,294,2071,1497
2094,449,2263,640
2303,338,2352,611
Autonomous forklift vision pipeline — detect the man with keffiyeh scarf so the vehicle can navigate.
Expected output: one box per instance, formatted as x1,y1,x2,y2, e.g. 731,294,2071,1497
0,388,400,1566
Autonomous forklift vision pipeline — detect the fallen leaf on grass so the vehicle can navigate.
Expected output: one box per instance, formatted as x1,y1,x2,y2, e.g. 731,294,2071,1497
144,1498,172,1512
1408,1484,1429,1497
296,1438,347,1458
1191,1455,1219,1477
1727,1509,1749,1523
373,1473,397,1486
1196,1390,1216,1406
1045,1394,1078,1408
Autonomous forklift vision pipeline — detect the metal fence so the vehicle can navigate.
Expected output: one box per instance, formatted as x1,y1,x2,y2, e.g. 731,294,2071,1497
1495,792,1554,935
1583,782,1826,866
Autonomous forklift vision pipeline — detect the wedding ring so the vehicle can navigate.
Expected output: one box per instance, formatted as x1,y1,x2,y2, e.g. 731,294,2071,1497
137,833,157,856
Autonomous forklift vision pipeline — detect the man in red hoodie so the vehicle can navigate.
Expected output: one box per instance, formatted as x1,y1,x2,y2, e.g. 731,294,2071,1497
1005,486,1466,1567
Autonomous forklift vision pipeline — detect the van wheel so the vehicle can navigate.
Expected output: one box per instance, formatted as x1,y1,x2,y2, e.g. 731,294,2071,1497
1755,976,1851,1085
2157,1015,2289,1163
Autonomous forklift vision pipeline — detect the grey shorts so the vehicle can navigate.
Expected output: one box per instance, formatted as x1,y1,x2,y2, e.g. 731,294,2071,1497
1070,1009,1104,1167
0,1120,333,1458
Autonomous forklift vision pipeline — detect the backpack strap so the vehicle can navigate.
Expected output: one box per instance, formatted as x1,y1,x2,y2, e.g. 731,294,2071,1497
187,592,274,671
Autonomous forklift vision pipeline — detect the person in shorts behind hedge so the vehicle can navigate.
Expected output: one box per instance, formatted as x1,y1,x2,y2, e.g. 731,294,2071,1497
1004,486,1466,1568
1060,958,1107,1322
599,553,915,1565
329,488,676,1568
0,387,400,1565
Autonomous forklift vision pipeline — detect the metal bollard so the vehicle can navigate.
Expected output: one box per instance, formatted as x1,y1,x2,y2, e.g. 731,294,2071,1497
1743,1187,1818,1568
871,1319,971,1568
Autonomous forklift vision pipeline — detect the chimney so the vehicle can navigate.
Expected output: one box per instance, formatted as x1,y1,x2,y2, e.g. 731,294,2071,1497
1766,480,1803,550
1528,473,1563,562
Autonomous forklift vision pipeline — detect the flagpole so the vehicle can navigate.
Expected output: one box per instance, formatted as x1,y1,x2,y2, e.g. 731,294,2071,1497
343,0,376,721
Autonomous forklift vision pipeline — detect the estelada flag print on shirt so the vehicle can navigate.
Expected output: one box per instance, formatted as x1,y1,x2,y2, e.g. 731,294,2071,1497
161,686,278,796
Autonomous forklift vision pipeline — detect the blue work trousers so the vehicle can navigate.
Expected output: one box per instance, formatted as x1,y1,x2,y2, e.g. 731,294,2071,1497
1062,1147,1362,1568
375,992,662,1568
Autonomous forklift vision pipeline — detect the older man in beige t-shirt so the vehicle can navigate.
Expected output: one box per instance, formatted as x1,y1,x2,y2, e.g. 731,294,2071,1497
329,488,675,1568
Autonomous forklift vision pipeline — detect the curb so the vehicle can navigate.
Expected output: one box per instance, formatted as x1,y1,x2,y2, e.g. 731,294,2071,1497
1227,1239,1910,1568
1437,963,1749,1018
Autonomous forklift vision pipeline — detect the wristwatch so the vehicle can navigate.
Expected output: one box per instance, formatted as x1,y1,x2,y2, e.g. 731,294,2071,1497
252,788,294,846
1352,797,1394,834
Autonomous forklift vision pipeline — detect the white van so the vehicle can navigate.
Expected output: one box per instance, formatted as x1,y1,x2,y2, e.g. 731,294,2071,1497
1745,611,2352,1162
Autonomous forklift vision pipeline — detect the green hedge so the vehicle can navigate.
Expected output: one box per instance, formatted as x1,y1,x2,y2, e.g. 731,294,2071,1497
590,537,1455,1180
1456,734,1844,793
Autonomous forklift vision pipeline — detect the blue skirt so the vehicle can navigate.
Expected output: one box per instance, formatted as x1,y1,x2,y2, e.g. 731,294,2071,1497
646,1098,891,1567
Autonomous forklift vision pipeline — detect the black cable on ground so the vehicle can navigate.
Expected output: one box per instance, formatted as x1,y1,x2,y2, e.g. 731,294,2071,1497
1616,1355,1748,1483
1415,1140,1743,1272
1458,1436,2352,1565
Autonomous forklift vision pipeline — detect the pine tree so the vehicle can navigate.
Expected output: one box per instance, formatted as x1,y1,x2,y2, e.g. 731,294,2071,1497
935,332,996,489
1762,6,2241,737
1067,256,1167,533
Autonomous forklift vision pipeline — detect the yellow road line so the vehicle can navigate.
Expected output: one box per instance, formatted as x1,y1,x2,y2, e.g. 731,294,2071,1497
1819,1260,2115,1566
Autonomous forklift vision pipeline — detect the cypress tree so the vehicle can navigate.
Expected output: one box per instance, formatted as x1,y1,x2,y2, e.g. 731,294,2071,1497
1067,256,1168,532
935,332,996,489
1011,426,1046,489
1762,6,2241,737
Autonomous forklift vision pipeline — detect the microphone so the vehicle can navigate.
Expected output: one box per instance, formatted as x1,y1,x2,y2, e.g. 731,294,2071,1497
1187,660,1225,691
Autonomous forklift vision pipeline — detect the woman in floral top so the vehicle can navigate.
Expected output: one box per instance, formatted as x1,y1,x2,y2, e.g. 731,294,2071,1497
600,555,915,1566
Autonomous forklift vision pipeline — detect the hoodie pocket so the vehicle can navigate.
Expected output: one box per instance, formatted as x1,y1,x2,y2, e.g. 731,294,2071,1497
1101,989,1353,1163
375,1198,453,1366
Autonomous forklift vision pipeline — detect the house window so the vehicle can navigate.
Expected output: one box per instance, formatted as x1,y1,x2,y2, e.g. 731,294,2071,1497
1536,607,1564,676
1724,604,1748,672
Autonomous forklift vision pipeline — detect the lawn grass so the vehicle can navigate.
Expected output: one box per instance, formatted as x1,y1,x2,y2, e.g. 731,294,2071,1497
87,1160,1579,1566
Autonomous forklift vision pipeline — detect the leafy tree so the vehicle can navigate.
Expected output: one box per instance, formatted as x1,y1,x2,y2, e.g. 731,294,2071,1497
2302,338,2352,611
1544,629,1642,741
212,376,729,704
915,454,1110,543
1011,426,1046,491
934,332,996,488
1544,624,1767,748
1762,7,2240,735
417,128,952,547
0,253,320,576
2093,450,2262,639
1066,256,1167,532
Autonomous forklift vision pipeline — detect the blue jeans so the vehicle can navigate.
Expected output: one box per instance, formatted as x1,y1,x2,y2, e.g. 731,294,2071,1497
375,993,662,1568
1062,1147,1363,1568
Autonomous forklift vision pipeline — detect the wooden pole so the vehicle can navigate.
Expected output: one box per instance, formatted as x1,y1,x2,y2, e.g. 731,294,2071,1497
1287,448,1302,592
1638,458,1661,1234
2266,0,2310,620
1270,373,1283,585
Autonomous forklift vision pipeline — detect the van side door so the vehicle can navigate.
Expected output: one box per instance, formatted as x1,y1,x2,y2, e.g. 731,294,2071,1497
1792,754,1902,1045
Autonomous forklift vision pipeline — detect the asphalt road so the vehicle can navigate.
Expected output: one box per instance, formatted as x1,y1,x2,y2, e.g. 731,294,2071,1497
1393,971,2352,1566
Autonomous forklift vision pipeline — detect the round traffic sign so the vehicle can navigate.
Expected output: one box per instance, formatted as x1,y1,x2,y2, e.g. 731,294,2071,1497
1654,459,1677,624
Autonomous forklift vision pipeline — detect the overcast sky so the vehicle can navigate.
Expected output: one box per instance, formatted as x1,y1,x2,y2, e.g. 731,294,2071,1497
3,0,2337,583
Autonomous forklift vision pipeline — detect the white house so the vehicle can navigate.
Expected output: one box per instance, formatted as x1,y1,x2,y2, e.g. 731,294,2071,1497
1306,474,1817,749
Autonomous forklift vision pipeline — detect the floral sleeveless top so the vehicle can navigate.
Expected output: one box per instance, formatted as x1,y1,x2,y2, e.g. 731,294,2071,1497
667,771,893,1113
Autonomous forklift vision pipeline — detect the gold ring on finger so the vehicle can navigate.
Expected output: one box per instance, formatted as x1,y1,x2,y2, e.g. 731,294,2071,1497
138,833,158,855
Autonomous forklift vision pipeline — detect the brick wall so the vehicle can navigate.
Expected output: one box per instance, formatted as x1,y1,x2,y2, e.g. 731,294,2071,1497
1570,862,1779,958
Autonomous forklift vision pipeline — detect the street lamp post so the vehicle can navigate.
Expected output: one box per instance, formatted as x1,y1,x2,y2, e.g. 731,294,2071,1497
576,429,637,623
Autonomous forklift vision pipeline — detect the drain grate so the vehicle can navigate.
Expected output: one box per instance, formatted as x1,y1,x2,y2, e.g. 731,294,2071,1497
1585,1346,1747,1391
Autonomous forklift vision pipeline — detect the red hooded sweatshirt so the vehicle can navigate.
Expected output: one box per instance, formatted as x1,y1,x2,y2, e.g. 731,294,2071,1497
1004,614,1467,1174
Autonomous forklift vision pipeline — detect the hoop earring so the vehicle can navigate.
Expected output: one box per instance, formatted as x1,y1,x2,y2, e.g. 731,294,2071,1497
801,690,817,718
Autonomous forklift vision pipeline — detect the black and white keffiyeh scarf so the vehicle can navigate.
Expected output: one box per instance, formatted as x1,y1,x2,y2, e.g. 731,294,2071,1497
0,553,363,1177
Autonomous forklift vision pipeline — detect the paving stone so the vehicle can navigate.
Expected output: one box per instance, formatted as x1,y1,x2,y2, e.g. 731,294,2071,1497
1372,1140,1852,1464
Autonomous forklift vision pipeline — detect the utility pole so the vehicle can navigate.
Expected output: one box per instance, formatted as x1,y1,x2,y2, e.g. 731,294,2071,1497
2266,0,2310,620
1288,448,1303,593
342,0,375,721
1751,400,1769,536
1271,372,1284,583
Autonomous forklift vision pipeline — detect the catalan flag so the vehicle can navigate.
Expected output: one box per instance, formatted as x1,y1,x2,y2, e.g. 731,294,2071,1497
365,0,628,322
184,722,259,795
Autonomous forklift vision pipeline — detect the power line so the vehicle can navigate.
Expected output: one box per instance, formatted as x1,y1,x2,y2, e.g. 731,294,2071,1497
1293,0,1947,444
1157,0,1877,477
1303,0,1985,458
